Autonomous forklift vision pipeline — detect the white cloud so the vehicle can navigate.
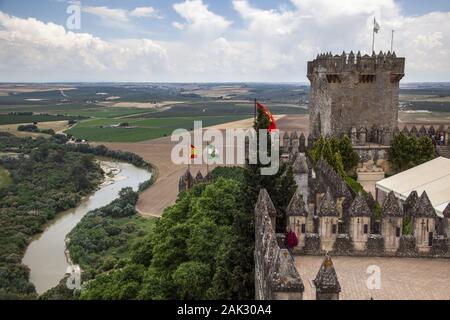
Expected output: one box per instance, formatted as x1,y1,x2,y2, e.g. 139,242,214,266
1,1,450,82
227,0,450,82
82,5,159,23
0,11,169,81
82,6,129,22
173,0,232,37
129,7,157,18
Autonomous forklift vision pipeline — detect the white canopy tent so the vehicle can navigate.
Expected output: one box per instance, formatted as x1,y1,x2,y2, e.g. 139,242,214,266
376,157,450,218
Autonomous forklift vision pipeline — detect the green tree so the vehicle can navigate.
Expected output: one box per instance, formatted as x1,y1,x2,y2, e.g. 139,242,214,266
309,135,358,175
389,133,436,172
273,164,297,232
173,262,211,300
338,135,359,172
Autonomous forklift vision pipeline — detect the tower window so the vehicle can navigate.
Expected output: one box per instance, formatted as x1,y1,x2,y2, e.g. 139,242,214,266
301,224,306,233
332,224,337,234
396,227,401,237
364,224,368,234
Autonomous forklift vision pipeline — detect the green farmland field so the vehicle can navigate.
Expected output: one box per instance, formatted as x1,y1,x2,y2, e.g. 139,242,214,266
66,115,251,142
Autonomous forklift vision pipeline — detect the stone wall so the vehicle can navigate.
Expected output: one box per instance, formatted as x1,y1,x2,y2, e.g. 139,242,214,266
332,234,353,255
397,235,418,256
254,189,304,300
308,51,405,138
366,234,385,256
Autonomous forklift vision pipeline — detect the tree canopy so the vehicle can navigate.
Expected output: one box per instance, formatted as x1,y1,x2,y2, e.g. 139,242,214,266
388,133,436,172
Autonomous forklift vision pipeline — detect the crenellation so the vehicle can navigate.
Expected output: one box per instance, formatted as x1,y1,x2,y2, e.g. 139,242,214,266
308,51,405,139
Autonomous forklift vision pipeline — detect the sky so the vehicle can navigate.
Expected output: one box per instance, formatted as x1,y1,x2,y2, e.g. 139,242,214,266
0,0,449,82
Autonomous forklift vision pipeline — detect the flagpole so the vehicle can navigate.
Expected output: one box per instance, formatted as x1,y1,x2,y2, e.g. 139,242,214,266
206,142,209,174
391,30,394,52
254,98,257,122
372,18,375,53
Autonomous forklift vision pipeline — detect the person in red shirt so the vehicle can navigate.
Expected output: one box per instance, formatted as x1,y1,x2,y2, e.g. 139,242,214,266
285,226,298,260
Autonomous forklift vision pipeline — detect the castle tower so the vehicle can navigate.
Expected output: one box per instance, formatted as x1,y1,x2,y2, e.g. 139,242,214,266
381,191,403,253
314,254,341,300
348,195,372,251
307,51,405,140
287,188,308,250
411,191,436,253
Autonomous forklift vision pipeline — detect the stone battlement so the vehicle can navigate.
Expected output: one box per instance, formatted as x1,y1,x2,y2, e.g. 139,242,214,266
307,51,405,80
308,50,405,139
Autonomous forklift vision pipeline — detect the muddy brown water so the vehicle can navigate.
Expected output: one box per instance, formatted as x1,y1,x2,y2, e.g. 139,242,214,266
22,162,151,295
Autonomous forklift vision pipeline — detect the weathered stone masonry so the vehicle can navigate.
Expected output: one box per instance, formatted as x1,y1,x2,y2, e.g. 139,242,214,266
308,51,405,141
254,189,304,300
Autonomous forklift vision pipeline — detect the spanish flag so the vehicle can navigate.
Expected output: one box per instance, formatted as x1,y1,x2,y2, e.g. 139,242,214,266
256,101,277,132
190,144,198,159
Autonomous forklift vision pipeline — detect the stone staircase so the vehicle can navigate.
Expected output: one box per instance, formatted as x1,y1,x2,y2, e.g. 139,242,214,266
436,145,450,159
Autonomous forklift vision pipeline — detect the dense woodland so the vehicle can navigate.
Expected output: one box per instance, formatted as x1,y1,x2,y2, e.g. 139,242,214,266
0,133,153,299
0,133,104,299
47,168,254,300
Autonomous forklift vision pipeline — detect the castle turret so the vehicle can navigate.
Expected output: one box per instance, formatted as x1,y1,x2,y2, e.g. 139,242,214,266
292,153,309,202
195,170,204,184
307,51,405,140
381,191,403,252
287,188,308,250
443,204,450,237
178,176,187,193
179,169,194,193
403,191,418,218
411,191,436,253
290,131,299,153
255,188,277,229
204,171,213,182
419,125,427,137
410,125,419,137
314,254,341,300
365,192,376,212
283,131,290,153
348,195,372,251
317,188,339,251
299,133,306,153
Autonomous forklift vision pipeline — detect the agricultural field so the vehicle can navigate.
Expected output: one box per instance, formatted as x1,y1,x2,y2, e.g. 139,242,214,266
400,83,450,113
0,83,309,142
0,120,73,138
1,82,449,143
66,115,252,142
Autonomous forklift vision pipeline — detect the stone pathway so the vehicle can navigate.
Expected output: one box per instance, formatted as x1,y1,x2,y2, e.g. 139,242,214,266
295,255,450,300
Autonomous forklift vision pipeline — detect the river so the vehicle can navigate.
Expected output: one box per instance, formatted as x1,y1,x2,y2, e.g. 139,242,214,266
22,161,152,295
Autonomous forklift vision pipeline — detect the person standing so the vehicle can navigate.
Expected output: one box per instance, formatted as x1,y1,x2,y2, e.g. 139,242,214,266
285,226,298,260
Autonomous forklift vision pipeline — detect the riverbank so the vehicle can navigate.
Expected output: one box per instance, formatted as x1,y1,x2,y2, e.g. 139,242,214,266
64,160,125,276
22,161,151,295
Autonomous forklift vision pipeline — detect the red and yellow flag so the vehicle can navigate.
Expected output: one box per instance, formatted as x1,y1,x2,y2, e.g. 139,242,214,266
256,102,277,132
190,144,198,159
